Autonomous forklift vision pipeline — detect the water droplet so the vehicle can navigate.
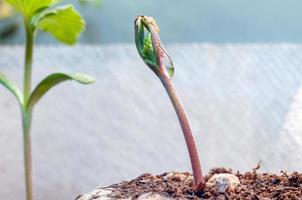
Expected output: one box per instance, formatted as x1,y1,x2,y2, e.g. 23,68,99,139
160,46,174,78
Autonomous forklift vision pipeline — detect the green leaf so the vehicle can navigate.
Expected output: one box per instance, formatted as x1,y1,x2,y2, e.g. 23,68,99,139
134,17,145,57
37,5,85,45
4,0,54,18
143,33,157,68
135,18,157,70
0,73,23,105
134,16,174,78
26,72,94,111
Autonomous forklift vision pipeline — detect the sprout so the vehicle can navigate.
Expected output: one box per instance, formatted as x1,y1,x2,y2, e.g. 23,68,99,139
0,1,94,200
134,15,205,192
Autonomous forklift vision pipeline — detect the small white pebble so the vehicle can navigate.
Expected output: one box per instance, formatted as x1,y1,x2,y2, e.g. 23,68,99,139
206,173,240,193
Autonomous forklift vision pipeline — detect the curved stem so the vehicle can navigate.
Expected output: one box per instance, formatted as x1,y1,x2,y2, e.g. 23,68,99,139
160,76,204,191
135,15,204,191
23,20,34,200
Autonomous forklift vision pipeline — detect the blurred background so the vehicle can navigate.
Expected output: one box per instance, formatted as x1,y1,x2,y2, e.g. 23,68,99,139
2,0,302,44
2,1,302,200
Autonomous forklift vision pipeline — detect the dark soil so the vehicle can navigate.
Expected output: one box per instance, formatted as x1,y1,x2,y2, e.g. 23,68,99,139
106,168,302,199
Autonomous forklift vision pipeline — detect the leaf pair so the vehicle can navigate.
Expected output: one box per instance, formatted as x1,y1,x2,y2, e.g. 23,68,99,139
0,72,94,111
1,0,93,112
5,0,85,45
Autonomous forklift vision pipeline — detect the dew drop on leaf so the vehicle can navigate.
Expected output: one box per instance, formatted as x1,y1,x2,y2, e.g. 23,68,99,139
161,47,174,78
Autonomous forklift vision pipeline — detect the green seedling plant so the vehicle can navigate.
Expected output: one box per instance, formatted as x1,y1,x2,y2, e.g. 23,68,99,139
134,16,205,192
0,1,94,200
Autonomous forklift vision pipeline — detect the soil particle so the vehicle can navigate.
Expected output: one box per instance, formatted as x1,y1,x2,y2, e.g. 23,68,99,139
105,168,302,199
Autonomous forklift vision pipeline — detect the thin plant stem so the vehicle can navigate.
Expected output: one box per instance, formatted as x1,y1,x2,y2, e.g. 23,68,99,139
160,75,204,191
22,19,34,200
148,18,205,190
22,110,33,200
24,21,33,102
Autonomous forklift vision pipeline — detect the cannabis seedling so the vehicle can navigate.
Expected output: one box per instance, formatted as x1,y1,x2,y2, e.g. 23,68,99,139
0,1,94,200
134,16,204,191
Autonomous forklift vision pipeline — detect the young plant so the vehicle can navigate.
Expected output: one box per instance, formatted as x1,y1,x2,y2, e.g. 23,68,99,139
134,16,205,192
0,1,94,200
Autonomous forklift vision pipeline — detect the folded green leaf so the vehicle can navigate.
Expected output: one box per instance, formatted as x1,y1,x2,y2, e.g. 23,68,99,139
26,72,94,111
0,73,23,105
4,0,54,18
134,16,145,57
37,5,85,45
134,16,174,78
143,33,158,68
135,18,157,69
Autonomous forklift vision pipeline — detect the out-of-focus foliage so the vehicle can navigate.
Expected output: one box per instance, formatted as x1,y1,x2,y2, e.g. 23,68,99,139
79,0,102,6
0,0,101,43
0,0,17,41
0,0,100,20
37,5,85,45
0,0,14,19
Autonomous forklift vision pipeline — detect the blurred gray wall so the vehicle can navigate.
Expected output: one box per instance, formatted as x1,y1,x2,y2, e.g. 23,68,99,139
2,0,302,44
1,44,302,199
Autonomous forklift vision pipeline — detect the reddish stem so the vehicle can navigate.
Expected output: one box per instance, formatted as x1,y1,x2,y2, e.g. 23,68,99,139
139,16,205,191
159,75,204,191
